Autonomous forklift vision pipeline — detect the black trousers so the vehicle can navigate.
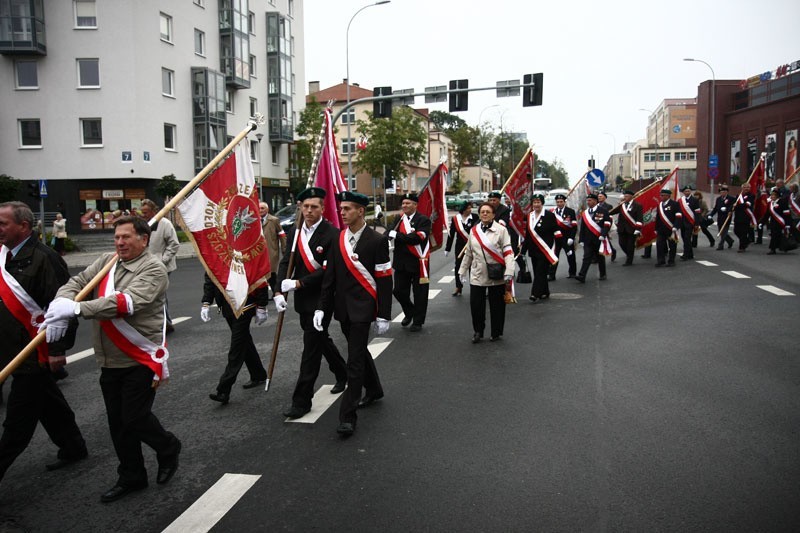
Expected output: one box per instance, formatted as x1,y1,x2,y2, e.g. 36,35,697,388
290,312,347,410
454,255,465,290
530,252,551,298
734,223,751,250
469,283,506,338
681,227,695,258
578,239,606,278
693,218,715,246
217,305,267,394
338,320,383,425
0,371,86,482
393,270,429,326
618,232,636,264
769,226,784,251
549,240,576,277
656,232,677,263
99,365,179,487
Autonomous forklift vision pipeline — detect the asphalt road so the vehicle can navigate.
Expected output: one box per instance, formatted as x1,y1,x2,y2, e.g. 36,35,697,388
1,236,799,532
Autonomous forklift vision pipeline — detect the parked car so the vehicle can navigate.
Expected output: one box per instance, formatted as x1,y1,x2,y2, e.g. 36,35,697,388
445,195,462,209
274,203,299,233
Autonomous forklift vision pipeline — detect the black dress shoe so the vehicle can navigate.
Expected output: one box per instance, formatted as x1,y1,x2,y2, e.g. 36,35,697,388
666,262,675,267
567,274,576,278
655,262,665,267
574,275,585,283
100,483,147,503
45,450,88,471
452,289,461,296
408,324,422,332
156,440,181,485
357,394,384,408
767,250,777,255
242,379,266,390
472,332,482,343
283,406,311,419
336,422,355,436
529,295,538,302
330,380,346,394
490,336,501,341
611,250,617,262
166,323,175,334
547,275,556,281
599,275,607,280
401,316,412,327
623,262,633,266
209,392,229,404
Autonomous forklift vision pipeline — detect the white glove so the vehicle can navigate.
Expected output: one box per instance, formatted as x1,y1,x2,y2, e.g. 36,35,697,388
273,294,287,313
566,250,573,256
388,230,397,239
374,318,390,335
672,228,678,234
459,274,469,285
44,297,77,325
280,279,297,293
200,305,211,322
255,306,268,326
721,207,727,212
312,310,324,332
634,230,641,236
567,238,574,246
40,319,68,343
504,274,513,281
444,250,450,257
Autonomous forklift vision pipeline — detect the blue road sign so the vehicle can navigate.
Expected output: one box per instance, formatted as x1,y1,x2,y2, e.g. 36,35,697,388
39,179,48,198
709,154,719,168
708,167,719,179
587,169,606,187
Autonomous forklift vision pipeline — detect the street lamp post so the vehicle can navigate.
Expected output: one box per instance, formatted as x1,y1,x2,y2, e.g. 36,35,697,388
684,58,716,192
477,104,499,192
345,1,391,191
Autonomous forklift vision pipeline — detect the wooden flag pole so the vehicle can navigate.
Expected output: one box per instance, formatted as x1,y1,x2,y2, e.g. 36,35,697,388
0,116,264,385
264,106,330,391
499,147,533,194
716,157,765,238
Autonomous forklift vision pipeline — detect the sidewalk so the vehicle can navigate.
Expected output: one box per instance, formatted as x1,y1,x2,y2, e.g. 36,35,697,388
64,241,197,269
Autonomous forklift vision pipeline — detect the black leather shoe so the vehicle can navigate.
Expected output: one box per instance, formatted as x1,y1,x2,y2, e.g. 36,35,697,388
472,332,482,343
547,275,556,281
330,381,346,394
655,262,665,267
156,440,181,485
242,379,266,390
401,316,412,327
336,422,355,436
45,450,88,471
452,289,461,296
357,394,384,408
209,392,229,404
599,275,607,280
490,336,501,341
100,483,147,503
666,262,675,267
767,250,777,255
283,406,310,419
611,250,617,262
529,295,538,302
623,262,633,266
408,324,422,332
567,274,576,278
574,275,585,283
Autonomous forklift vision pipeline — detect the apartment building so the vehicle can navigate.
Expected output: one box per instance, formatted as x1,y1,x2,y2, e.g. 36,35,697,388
0,0,304,232
631,98,698,185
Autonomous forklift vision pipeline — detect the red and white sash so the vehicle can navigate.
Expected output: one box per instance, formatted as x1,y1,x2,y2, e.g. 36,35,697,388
452,215,470,242
619,202,642,230
737,194,756,225
399,215,430,280
297,227,322,273
527,211,559,265
789,195,800,217
679,196,697,225
658,202,676,231
98,262,169,380
768,200,787,229
581,209,604,238
471,225,511,265
550,208,574,231
0,246,48,364
339,231,377,302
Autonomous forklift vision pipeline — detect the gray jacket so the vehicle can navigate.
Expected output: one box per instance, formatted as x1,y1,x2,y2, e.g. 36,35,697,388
458,221,515,287
149,218,180,273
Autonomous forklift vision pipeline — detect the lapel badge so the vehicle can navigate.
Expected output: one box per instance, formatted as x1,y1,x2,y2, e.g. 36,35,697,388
351,253,359,261
316,246,323,254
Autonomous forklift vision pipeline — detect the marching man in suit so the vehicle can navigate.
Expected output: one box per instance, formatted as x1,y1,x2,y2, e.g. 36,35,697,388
548,193,578,279
275,187,348,420
655,189,682,266
388,193,431,332
521,194,562,302
678,186,701,261
616,189,643,266
315,192,393,437
575,194,612,283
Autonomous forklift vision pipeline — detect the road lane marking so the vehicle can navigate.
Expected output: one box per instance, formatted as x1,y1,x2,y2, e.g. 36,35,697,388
429,289,441,299
162,473,261,533
757,285,795,296
172,316,191,325
66,348,94,364
392,312,406,323
287,338,393,424
721,270,750,279
696,260,717,266
439,275,454,283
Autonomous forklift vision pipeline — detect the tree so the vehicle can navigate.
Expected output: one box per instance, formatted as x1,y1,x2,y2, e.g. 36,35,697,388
155,174,182,200
0,174,20,202
429,110,468,132
355,106,427,183
291,98,326,195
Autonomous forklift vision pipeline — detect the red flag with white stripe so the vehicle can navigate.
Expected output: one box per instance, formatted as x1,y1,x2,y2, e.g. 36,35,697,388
635,167,679,248
747,156,767,222
417,162,449,251
500,148,535,236
177,142,270,317
314,108,349,229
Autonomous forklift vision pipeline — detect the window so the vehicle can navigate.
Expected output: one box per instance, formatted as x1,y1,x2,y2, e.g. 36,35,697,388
249,54,256,77
74,0,97,28
288,0,294,17
341,109,355,124
688,152,697,161
160,13,173,42
271,145,279,165
248,11,256,34
15,60,38,89
80,118,103,146
77,58,100,88
341,138,356,154
644,153,655,162
250,97,257,116
658,153,671,162
164,123,177,151
161,68,174,97
194,29,205,56
19,119,42,148
226,89,234,113
250,140,259,162
675,152,688,161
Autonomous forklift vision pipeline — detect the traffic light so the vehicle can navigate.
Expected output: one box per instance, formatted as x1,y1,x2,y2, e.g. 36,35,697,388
384,167,393,190
373,86,392,118
588,158,596,169
449,79,469,112
28,182,40,199
522,73,543,107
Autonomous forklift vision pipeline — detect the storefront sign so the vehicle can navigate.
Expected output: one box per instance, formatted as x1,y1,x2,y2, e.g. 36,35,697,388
103,189,124,199
740,59,800,89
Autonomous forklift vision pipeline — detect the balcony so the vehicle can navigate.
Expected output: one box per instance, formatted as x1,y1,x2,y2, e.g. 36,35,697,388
0,0,46,55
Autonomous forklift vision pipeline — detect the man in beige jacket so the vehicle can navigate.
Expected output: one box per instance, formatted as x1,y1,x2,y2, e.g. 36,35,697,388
260,202,286,295
140,199,179,332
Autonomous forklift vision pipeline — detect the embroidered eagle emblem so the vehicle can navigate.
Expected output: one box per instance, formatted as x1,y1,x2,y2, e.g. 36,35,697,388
231,206,257,240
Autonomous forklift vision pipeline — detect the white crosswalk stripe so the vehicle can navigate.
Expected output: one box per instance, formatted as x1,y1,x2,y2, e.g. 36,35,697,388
756,285,795,296
695,260,717,266
721,270,750,279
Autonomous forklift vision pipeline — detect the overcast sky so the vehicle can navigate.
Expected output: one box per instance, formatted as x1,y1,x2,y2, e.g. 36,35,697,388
302,0,799,185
